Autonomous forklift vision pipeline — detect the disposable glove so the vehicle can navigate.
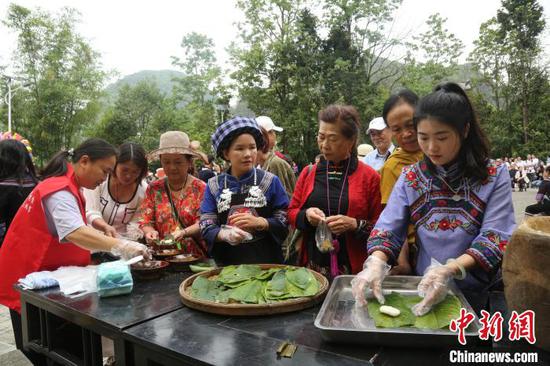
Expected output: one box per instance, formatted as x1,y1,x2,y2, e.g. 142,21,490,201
411,262,455,316
111,239,152,261
217,225,253,245
351,255,391,306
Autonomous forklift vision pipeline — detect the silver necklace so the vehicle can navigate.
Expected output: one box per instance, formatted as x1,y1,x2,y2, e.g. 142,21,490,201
217,168,267,213
437,175,464,202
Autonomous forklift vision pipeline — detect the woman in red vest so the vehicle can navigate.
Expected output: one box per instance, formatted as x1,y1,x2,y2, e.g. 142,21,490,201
0,138,150,361
288,105,382,279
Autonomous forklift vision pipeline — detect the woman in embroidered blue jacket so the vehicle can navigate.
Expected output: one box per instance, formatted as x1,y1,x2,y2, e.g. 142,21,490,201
200,117,289,265
352,82,515,315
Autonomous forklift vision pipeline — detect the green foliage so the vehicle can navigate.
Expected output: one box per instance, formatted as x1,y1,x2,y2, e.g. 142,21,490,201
92,80,180,152
2,4,106,165
190,265,320,304
400,13,464,96
230,0,399,165
469,0,548,157
170,32,226,151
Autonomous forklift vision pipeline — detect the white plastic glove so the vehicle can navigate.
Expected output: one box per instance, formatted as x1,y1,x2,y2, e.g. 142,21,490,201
111,239,152,261
411,262,455,316
351,255,391,306
217,225,253,245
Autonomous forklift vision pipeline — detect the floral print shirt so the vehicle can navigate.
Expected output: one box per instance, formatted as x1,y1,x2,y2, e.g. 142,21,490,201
138,177,206,257
368,159,515,293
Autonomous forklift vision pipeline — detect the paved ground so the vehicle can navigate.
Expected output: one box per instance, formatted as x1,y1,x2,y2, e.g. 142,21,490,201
0,189,538,363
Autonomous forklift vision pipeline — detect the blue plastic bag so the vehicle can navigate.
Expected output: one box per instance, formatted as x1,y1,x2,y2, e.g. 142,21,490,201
96,260,133,298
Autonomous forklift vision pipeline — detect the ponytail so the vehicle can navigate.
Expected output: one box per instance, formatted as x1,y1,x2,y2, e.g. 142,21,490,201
414,82,490,182
41,138,117,179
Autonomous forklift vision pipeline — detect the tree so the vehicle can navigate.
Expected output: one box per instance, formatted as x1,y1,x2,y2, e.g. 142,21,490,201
469,18,511,111
496,0,546,145
468,0,549,158
3,4,106,164
230,0,316,164
230,0,401,165
93,80,176,150
171,32,225,150
400,13,464,95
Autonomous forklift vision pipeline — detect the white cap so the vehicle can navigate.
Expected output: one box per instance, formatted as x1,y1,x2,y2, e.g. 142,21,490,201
256,116,283,132
366,117,387,134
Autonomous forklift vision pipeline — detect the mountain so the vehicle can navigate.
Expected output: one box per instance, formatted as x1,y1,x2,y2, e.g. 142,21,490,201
103,69,185,103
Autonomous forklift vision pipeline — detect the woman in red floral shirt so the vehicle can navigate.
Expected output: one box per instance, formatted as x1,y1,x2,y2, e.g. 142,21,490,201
138,131,206,257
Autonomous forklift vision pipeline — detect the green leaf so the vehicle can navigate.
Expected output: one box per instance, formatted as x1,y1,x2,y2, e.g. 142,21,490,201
414,294,462,329
367,293,416,328
217,264,262,285
229,280,263,303
367,293,462,329
286,267,314,290
192,265,320,304
191,276,223,302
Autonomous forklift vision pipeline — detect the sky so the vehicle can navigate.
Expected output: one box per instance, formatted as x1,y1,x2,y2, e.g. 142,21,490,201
0,0,549,83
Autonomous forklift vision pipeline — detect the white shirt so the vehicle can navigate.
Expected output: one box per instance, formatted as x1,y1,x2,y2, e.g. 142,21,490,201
43,190,86,242
83,176,147,237
362,144,395,171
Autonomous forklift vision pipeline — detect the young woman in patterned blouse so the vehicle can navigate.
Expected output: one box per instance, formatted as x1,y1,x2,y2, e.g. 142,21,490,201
352,82,515,315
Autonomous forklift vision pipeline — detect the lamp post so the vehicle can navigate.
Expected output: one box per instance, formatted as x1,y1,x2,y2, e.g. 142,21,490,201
214,104,228,125
2,76,30,133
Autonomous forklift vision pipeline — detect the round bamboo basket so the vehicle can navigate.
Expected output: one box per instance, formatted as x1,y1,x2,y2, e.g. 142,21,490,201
503,217,550,351
179,264,329,316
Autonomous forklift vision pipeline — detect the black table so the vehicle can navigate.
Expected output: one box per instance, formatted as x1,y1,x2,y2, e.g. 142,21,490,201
121,305,454,366
18,271,190,366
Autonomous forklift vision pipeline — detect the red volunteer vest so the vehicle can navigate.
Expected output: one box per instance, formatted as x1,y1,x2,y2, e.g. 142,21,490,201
0,165,90,312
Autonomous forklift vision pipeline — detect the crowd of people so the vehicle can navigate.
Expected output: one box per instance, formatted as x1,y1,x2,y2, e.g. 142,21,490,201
0,81,536,363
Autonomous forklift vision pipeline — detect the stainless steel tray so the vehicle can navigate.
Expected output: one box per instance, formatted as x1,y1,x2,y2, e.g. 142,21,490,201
314,275,480,347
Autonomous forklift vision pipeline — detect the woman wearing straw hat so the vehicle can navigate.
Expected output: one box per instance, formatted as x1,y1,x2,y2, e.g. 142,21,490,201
138,131,207,257
200,117,289,265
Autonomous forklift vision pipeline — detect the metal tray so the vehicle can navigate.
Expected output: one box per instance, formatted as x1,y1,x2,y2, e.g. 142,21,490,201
314,275,480,347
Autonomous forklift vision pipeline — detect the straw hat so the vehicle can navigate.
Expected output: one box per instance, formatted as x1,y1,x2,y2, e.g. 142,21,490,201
357,144,374,158
147,131,199,161
190,140,209,164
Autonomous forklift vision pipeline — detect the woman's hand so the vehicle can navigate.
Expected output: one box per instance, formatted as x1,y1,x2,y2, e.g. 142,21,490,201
351,254,391,306
111,239,153,261
144,230,159,244
325,215,357,235
172,228,188,241
228,213,268,232
217,225,252,245
102,224,118,238
411,264,455,316
305,207,325,226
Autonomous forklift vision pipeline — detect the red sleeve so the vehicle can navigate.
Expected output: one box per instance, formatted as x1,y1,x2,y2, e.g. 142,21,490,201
288,165,313,227
367,169,382,227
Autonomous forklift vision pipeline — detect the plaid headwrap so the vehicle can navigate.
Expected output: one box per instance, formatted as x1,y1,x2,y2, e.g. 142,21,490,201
211,117,264,158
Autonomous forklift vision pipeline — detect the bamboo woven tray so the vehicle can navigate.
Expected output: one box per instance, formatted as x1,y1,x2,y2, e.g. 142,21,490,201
179,264,329,316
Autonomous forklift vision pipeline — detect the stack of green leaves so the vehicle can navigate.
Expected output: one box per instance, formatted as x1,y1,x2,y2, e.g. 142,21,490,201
366,292,462,329
190,265,320,304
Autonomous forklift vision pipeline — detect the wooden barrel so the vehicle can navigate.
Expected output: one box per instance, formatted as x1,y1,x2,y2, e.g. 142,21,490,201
503,217,550,351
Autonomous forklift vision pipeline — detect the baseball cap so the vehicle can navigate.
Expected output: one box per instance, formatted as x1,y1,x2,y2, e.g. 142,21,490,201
256,116,283,132
366,117,387,134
